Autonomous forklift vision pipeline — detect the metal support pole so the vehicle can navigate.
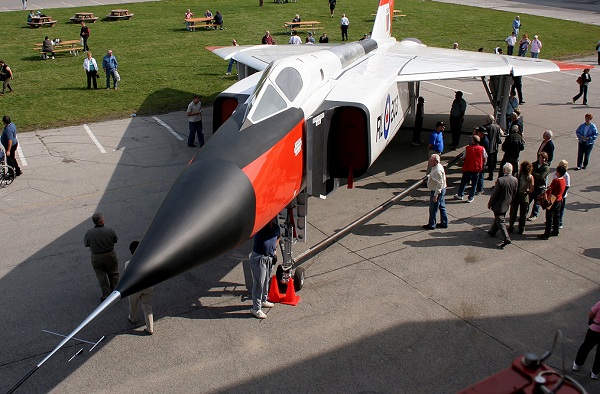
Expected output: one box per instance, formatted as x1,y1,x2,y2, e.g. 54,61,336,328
293,153,463,269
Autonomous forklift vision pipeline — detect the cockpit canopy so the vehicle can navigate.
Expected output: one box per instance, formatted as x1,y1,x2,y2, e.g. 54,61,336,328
244,61,305,127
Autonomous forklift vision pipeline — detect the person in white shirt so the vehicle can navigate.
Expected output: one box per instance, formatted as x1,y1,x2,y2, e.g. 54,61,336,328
83,52,99,89
530,35,542,58
340,14,349,41
423,154,448,230
288,31,302,45
505,32,517,55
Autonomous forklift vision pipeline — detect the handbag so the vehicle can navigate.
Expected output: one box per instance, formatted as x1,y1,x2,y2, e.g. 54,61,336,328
115,70,121,81
577,76,583,85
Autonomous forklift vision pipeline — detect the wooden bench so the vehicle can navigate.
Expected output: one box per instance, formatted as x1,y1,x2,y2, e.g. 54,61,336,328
27,20,57,28
106,10,134,21
106,14,134,20
35,46,84,58
285,26,323,34
70,16,99,23
188,22,222,30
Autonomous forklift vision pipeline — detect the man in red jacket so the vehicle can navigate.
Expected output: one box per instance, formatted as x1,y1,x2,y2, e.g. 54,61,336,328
455,135,487,203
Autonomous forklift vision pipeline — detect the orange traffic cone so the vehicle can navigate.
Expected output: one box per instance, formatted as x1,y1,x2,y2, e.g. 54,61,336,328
281,278,301,306
268,275,284,303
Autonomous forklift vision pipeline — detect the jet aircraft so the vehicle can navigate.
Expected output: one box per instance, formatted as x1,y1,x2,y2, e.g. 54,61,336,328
9,0,591,390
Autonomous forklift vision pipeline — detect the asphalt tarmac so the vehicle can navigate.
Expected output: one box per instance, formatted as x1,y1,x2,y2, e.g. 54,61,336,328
1,51,599,392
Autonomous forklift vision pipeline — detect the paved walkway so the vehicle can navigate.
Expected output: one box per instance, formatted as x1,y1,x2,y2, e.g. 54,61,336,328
0,0,157,12
434,0,600,26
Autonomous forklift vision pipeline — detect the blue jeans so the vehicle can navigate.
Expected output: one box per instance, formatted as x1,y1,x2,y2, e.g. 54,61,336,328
529,187,544,218
531,52,539,58
226,59,236,74
577,142,594,168
574,84,589,104
249,252,272,312
428,189,448,228
105,69,118,88
457,171,478,199
476,171,484,193
188,121,204,146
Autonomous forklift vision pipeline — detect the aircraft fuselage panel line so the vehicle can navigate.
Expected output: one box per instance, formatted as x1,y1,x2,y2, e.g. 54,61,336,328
83,124,106,153
152,116,184,141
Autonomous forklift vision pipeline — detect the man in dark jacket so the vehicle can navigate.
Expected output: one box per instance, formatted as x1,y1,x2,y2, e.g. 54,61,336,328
488,163,518,247
483,114,504,180
499,125,525,177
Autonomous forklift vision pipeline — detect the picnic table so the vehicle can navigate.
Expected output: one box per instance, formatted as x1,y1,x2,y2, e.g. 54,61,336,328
284,21,322,34
371,10,406,21
106,9,134,21
184,17,218,31
70,12,99,23
33,39,84,58
27,15,57,28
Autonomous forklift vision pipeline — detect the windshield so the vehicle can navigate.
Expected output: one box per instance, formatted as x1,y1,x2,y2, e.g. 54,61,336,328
250,84,287,122
244,63,291,124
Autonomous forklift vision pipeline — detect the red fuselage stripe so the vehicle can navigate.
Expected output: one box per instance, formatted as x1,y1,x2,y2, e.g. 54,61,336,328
242,119,304,235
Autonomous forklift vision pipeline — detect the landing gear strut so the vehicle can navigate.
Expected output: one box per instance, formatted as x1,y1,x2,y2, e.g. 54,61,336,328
276,203,305,292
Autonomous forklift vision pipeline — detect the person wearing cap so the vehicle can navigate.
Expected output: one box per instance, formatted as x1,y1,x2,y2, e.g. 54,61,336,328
530,35,542,58
449,91,467,149
512,15,520,37
412,97,425,146
455,135,487,203
423,154,448,230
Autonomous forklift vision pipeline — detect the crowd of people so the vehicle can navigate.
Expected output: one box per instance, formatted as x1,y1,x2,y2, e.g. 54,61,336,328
422,109,596,251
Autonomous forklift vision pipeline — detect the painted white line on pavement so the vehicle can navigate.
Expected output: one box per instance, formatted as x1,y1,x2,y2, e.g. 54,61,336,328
83,124,107,153
17,144,28,166
523,75,551,83
89,0,105,4
152,116,184,141
61,2,75,6
422,81,473,95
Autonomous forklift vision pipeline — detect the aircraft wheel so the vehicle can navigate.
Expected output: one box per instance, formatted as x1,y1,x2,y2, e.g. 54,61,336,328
275,264,287,293
293,267,305,291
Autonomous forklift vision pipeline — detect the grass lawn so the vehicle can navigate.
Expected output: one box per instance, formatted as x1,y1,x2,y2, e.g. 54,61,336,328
0,0,598,131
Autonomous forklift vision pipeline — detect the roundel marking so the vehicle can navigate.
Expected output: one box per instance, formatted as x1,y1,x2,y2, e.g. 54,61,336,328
383,94,391,139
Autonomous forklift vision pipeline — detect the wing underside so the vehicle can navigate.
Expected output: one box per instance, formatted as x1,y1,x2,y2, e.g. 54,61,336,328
347,39,560,82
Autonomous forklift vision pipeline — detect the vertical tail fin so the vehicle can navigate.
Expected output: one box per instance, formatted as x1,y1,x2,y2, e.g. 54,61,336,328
371,0,394,40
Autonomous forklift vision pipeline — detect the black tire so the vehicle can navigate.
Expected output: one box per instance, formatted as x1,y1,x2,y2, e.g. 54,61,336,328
2,166,14,185
275,264,287,293
293,267,305,291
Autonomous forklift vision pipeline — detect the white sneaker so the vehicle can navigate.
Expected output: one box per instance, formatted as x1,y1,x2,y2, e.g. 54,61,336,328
262,301,275,308
467,198,474,203
251,309,267,319
591,372,598,380
454,194,463,200
572,361,581,371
